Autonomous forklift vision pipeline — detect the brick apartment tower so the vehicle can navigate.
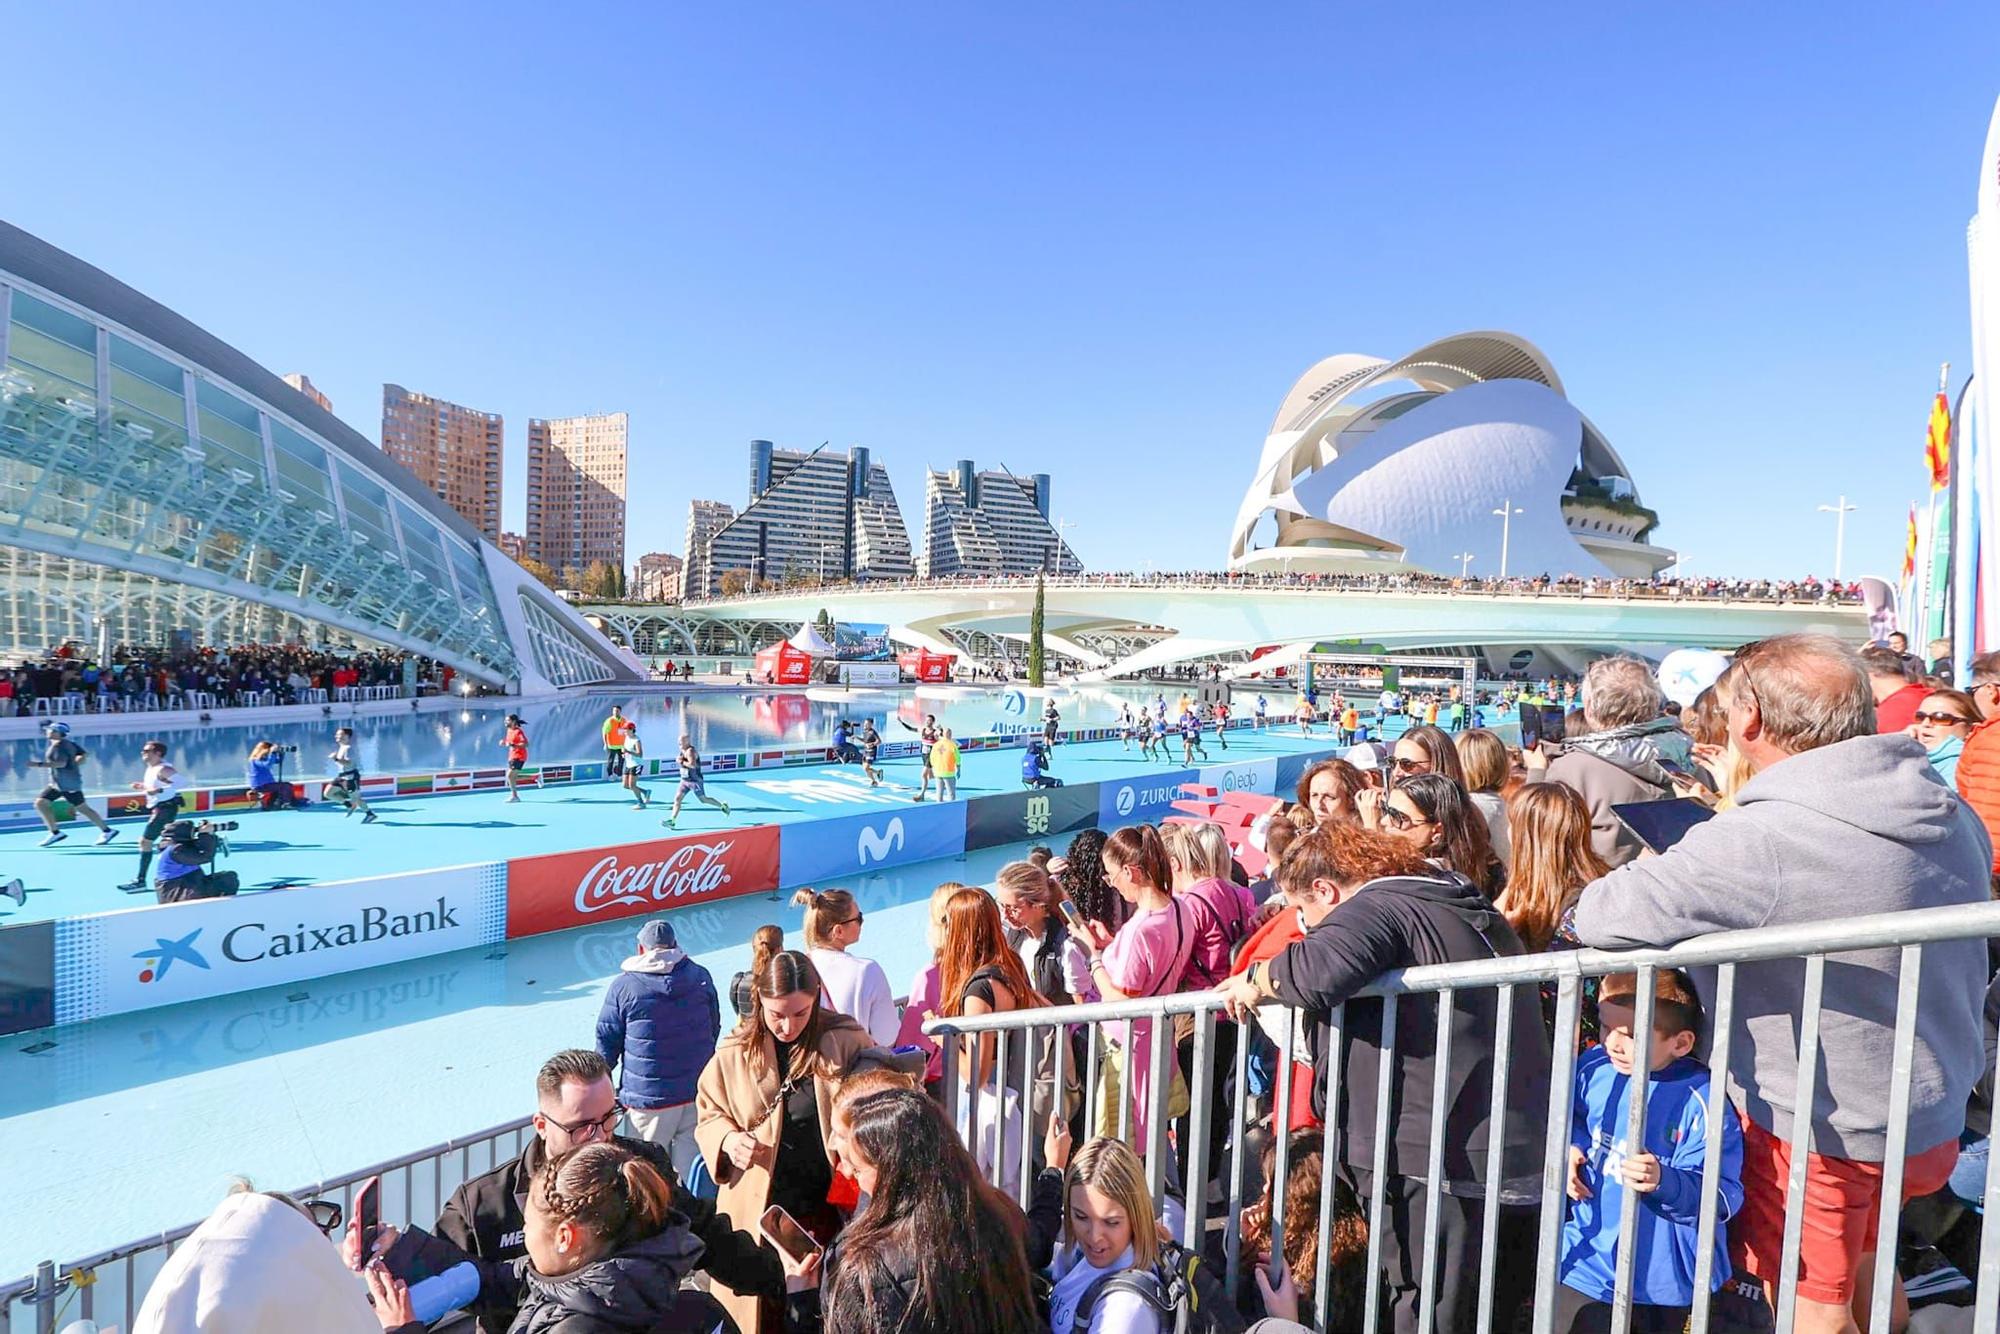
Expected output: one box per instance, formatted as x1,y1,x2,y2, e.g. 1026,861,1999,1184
380,384,503,541
527,411,628,579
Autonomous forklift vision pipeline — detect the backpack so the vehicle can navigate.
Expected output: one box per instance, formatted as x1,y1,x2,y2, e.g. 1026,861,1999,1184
1073,1240,1246,1334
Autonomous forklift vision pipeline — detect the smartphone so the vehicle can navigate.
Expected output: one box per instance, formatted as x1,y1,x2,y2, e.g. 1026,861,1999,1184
353,1174,381,1255
759,1204,823,1266
1517,703,1543,749
1611,798,1715,854
1055,896,1088,934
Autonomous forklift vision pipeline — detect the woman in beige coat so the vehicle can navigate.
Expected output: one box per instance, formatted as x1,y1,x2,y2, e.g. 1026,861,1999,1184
696,946,873,1334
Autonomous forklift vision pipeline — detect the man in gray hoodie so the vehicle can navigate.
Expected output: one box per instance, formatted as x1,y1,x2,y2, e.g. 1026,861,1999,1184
1572,634,1990,1333
1524,655,1685,867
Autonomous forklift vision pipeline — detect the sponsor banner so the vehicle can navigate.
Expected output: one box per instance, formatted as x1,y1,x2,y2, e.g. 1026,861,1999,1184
0,920,55,1035
1273,747,1342,800
779,802,968,887
77,863,502,1022
1196,758,1280,799
1098,770,1197,829
506,823,783,937
965,783,1099,852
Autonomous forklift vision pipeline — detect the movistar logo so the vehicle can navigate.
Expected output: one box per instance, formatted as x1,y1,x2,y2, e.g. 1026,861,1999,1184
857,817,906,864
135,929,209,984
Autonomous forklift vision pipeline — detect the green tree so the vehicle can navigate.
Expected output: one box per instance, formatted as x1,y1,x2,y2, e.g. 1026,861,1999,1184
1027,573,1046,686
816,607,835,638
580,560,621,599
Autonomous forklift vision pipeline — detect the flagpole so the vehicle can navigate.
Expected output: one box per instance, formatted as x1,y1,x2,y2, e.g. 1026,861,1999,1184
1941,362,1957,663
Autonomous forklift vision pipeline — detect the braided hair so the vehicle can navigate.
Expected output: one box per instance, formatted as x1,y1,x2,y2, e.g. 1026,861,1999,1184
537,1142,672,1259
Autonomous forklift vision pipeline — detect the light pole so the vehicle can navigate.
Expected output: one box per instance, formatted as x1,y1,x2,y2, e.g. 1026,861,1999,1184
1817,496,1857,580
1454,551,1476,578
1054,517,1077,573
1491,501,1524,577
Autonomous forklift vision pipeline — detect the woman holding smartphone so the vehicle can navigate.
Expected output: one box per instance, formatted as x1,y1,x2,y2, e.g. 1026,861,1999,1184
696,948,873,1334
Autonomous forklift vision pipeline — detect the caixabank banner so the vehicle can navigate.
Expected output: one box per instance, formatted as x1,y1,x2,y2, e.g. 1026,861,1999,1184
65,862,504,1023
964,784,1099,852
506,824,783,938
1097,770,1197,830
779,802,967,888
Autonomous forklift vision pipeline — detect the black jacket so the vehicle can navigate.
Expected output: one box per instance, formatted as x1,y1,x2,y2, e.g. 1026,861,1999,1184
435,1133,781,1332
1267,872,1550,1189
1008,921,1078,1007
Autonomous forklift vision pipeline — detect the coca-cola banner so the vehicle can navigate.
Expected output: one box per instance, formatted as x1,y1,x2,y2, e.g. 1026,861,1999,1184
505,824,784,938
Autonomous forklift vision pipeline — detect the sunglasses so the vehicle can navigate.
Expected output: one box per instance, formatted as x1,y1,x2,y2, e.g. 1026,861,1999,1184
302,1198,342,1235
1913,711,1975,726
1382,806,1431,830
1392,756,1428,773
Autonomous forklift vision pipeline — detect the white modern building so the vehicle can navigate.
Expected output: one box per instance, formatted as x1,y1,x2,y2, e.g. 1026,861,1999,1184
1231,332,1675,580
920,459,1082,578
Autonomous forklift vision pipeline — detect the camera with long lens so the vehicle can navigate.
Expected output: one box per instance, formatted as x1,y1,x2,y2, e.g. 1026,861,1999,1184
200,820,240,834
277,745,299,754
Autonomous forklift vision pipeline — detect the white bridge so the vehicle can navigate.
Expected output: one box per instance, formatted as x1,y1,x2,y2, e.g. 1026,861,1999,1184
580,576,1868,679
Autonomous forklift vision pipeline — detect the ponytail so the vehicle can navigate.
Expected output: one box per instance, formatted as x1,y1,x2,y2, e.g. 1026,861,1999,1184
1103,824,1170,893
747,924,783,977
540,1144,673,1254
793,887,858,949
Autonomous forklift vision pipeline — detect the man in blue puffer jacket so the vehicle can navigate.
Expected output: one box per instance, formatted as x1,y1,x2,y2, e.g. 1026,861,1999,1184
596,919,721,1180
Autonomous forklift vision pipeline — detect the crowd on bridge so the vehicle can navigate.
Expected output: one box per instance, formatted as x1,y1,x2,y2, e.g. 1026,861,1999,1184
0,643,453,716
124,627,2000,1333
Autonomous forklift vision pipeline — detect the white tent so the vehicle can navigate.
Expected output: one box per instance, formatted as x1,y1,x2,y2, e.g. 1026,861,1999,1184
788,622,837,657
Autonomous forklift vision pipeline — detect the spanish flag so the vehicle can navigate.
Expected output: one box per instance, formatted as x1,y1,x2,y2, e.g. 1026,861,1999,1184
1904,505,1919,580
1927,390,1952,490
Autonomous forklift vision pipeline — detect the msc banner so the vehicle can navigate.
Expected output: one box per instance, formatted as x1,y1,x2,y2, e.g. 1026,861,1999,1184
780,802,967,887
71,863,504,1023
965,784,1099,852
1097,770,1197,830
1197,758,1281,799
507,824,783,938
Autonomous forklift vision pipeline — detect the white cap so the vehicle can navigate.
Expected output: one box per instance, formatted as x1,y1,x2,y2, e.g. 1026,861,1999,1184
1343,741,1390,771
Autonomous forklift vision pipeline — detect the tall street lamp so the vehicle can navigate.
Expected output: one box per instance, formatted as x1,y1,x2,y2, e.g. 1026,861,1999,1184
1816,496,1857,580
1492,501,1524,577
1454,551,1476,578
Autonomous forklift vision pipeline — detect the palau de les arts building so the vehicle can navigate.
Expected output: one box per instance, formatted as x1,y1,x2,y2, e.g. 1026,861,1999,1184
1230,331,1676,581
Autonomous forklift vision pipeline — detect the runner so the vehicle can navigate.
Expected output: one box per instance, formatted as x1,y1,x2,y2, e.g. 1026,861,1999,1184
621,721,650,810
31,721,115,848
1294,695,1316,737
857,718,885,787
602,705,628,780
906,713,942,801
324,726,378,824
1180,705,1209,763
664,734,729,828
1254,694,1268,729
1042,700,1061,748
119,739,180,891
1340,702,1361,746
1119,703,1136,750
1213,698,1231,750
502,714,529,803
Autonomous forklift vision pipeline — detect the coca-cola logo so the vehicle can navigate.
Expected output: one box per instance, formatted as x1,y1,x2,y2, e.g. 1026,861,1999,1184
575,841,734,914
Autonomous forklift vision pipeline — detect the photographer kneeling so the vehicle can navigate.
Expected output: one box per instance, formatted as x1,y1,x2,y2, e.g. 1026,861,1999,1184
154,820,240,905
248,740,305,810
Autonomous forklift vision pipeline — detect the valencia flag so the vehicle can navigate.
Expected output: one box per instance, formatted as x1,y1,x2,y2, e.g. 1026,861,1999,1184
1927,390,1952,490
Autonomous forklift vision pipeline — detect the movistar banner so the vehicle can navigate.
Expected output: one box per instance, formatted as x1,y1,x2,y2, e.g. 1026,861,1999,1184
778,802,969,887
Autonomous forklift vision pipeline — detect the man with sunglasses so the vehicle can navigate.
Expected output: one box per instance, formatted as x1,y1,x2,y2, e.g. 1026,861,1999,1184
430,1047,781,1333
1954,649,2000,883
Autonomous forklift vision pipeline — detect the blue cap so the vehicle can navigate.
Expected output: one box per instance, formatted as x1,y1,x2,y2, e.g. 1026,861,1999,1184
637,919,677,950
43,721,69,736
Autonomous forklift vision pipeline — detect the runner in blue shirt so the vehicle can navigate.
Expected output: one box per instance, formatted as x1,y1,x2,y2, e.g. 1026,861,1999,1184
1178,707,1208,764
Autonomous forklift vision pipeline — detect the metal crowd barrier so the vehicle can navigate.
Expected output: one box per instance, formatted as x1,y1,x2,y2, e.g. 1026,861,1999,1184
0,1117,533,1334
927,899,2000,1334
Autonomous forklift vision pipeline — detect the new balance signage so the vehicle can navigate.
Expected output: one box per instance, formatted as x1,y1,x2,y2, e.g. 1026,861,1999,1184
1197,758,1280,800
79,864,496,1021
507,824,783,937
965,784,1099,852
1098,771,1196,829
779,802,967,886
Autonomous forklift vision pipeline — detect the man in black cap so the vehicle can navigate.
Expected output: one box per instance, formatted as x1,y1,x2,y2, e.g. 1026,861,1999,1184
595,918,720,1179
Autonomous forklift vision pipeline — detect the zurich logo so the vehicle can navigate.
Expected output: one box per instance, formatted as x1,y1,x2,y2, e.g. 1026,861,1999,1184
857,817,907,865
1000,690,1028,715
1114,785,1136,817
134,929,209,984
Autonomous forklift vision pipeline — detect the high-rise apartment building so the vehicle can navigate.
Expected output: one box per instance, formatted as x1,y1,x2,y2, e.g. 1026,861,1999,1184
526,411,628,578
632,552,683,602
282,373,332,414
691,441,914,597
920,460,1081,578
498,531,528,564
380,384,504,541
680,499,736,600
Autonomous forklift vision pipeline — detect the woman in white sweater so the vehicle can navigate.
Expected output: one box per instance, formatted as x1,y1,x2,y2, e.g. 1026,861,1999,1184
793,887,900,1043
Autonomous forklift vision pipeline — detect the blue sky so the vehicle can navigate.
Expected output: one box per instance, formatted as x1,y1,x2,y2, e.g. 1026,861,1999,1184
7,3,1997,580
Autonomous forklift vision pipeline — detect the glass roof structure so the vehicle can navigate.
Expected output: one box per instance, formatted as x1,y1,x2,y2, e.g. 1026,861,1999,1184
0,223,633,691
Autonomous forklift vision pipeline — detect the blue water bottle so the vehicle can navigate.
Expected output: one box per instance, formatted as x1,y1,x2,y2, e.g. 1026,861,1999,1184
408,1262,481,1323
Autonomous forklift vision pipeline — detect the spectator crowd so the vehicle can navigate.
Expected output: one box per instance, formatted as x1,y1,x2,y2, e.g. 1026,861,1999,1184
127,632,2000,1334
0,643,453,715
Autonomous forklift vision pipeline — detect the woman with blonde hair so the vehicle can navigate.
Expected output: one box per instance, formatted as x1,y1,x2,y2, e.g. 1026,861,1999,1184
696,948,874,1334
730,924,785,1021
1499,782,1607,951
1454,728,1513,869
1047,1137,1165,1334
893,881,974,1086
793,886,899,1043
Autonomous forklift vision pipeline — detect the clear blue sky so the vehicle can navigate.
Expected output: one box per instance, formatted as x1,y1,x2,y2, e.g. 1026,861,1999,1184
8,3,1997,580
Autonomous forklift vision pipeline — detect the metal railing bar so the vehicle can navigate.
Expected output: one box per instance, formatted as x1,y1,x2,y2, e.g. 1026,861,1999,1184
1610,964,1657,1334
1362,992,1399,1333
1417,989,1455,1334
1315,1001,1346,1332
1866,945,1923,1334
1222,1012,1251,1300
1474,983,1512,1334
1773,953,1828,1331
1183,1007,1215,1249
1688,962,1737,1334
1531,974,1583,1334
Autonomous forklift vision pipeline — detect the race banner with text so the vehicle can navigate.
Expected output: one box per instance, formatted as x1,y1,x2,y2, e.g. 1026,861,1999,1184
964,783,1099,852
506,823,784,938
1195,757,1281,800
1096,770,1198,830
778,801,968,888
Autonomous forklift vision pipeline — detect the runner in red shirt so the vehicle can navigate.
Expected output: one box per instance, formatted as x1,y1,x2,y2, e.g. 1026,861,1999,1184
502,714,529,803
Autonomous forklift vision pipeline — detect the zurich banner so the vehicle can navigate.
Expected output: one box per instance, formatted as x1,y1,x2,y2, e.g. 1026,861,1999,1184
965,784,1100,852
779,801,968,887
1097,770,1197,831
1196,758,1281,800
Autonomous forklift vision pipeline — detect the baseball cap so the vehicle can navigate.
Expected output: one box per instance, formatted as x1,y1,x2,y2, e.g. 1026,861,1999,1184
43,720,69,736
637,919,678,950
1343,741,1390,772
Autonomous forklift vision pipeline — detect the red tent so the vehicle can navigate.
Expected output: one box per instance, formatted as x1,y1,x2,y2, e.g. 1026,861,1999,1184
896,649,958,683
755,640,816,685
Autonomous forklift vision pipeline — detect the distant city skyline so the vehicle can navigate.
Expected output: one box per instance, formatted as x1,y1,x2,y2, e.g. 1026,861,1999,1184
9,6,1996,581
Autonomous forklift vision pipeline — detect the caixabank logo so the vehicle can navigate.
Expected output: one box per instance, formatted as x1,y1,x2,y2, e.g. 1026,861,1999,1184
134,929,209,984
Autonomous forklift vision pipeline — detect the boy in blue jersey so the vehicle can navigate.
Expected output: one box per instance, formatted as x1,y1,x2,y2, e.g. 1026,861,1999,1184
1560,968,1743,1332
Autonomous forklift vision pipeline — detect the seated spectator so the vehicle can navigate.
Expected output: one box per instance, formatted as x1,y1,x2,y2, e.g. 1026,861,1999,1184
1863,644,1928,734
1909,687,1978,787
1217,825,1551,1334
1558,969,1743,1333
818,1083,1041,1333
1523,656,1681,867
1454,728,1513,870
1572,634,1990,1332
596,919,721,1180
